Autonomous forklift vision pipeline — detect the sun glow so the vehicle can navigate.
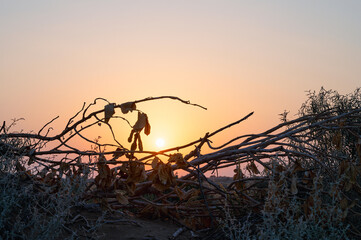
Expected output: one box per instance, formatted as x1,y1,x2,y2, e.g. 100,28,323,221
155,138,165,148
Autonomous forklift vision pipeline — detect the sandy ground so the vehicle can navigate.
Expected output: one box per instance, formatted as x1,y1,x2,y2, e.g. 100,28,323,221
75,208,201,240
98,216,194,240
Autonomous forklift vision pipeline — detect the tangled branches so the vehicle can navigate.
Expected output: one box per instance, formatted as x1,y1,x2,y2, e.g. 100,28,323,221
1,90,361,239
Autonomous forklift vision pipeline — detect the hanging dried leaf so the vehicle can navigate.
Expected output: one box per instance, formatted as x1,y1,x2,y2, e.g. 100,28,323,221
149,161,176,191
120,102,136,114
104,103,115,123
131,133,139,152
246,161,260,175
168,153,187,168
95,160,113,190
97,163,110,179
158,163,169,185
138,134,143,151
126,161,147,184
133,112,147,131
151,157,159,169
128,129,135,143
290,175,298,195
115,190,129,205
144,117,151,135
168,153,182,162
233,167,244,190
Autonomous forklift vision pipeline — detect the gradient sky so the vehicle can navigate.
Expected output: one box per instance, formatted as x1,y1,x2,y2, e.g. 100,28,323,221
1,1,361,174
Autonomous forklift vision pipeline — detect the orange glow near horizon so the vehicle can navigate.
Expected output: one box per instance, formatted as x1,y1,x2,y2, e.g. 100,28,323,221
1,1,361,176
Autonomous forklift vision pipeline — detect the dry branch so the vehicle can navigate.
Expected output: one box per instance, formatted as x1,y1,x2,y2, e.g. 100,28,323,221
1,94,361,237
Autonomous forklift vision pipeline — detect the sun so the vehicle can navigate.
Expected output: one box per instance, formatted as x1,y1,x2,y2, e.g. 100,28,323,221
155,138,165,148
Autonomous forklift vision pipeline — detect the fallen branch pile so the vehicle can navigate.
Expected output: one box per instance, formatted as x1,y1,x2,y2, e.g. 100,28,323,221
1,94,361,238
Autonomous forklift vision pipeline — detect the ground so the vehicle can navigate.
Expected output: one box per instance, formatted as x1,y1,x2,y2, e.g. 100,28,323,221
75,208,199,240
98,216,193,240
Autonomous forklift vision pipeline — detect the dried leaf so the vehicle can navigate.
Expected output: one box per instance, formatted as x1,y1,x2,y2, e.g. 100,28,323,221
138,134,143,151
128,129,135,143
115,190,129,205
133,112,147,131
158,164,169,185
169,153,187,168
144,117,151,135
97,163,110,179
246,161,260,175
95,161,113,190
152,181,170,192
151,157,159,169
104,103,115,123
131,133,139,152
120,102,136,114
127,161,147,184
290,175,298,195
149,161,176,191
233,167,244,190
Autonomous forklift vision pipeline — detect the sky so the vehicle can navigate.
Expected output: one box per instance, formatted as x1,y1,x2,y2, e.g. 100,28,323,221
1,1,361,175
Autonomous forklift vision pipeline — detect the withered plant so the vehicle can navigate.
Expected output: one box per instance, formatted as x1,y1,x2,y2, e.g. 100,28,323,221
1,89,361,239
